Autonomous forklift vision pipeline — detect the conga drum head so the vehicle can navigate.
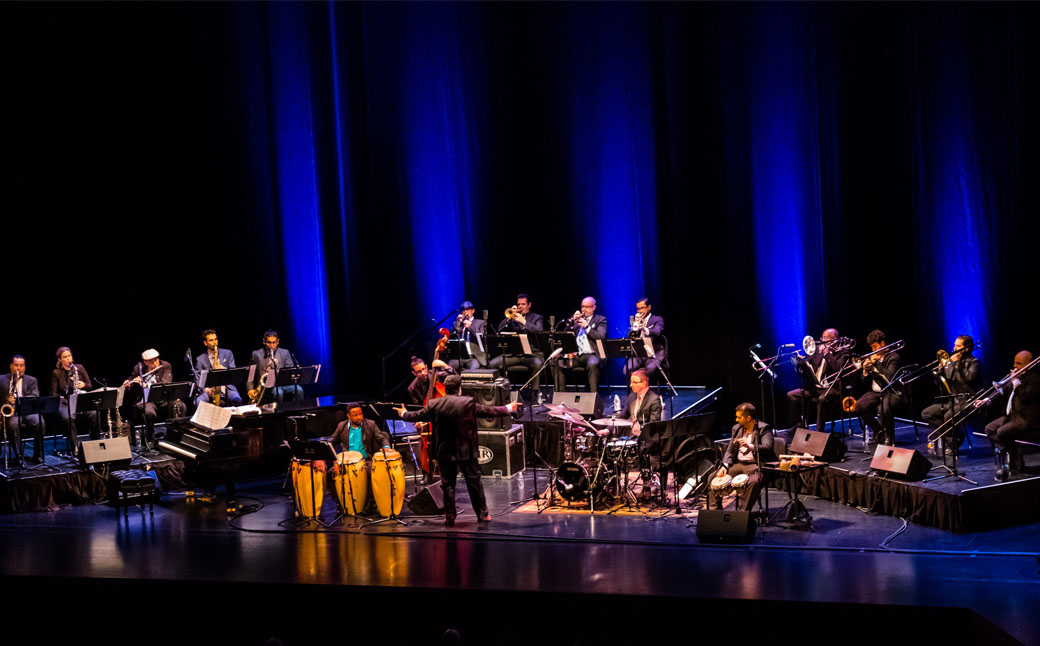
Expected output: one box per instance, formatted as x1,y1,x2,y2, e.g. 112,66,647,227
372,449,401,462
710,474,733,493
338,450,365,466
731,473,749,490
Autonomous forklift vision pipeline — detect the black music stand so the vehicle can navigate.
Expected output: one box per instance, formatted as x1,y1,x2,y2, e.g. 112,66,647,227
270,364,320,403
16,396,60,472
199,366,254,403
923,392,978,485
280,439,336,528
532,331,580,356
72,388,122,440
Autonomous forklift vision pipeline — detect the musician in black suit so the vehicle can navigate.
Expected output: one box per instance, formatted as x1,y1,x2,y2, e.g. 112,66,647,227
921,335,981,454
709,402,773,511
450,301,486,371
553,296,608,394
624,298,667,379
2,355,44,464
50,347,98,448
853,329,904,446
330,404,391,459
491,293,545,397
122,349,186,451
619,369,665,497
406,356,454,407
786,328,849,431
984,351,1040,480
248,329,303,404
195,329,243,407
396,375,521,527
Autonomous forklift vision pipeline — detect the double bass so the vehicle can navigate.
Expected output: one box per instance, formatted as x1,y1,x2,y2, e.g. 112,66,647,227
418,328,450,474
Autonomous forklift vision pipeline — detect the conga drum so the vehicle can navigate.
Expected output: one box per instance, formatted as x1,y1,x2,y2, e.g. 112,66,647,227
710,474,733,496
371,449,405,517
291,459,326,518
333,451,370,516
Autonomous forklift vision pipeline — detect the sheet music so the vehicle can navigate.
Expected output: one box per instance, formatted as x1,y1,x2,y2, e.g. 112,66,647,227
519,334,532,355
595,339,606,360
191,401,233,431
643,337,656,358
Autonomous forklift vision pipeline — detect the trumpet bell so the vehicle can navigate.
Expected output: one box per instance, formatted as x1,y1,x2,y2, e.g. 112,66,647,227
802,335,816,357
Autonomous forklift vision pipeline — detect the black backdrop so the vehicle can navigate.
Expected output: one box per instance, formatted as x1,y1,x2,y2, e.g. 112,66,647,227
5,2,1040,422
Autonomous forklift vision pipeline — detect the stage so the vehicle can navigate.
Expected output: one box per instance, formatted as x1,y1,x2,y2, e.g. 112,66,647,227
1,392,1039,644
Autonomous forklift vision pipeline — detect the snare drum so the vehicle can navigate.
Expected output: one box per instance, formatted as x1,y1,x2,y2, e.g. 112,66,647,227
371,449,405,517
731,473,750,491
710,474,733,495
333,451,370,516
291,459,326,518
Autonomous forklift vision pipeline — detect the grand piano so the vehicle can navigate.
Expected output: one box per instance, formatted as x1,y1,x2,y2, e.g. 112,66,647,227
158,398,346,507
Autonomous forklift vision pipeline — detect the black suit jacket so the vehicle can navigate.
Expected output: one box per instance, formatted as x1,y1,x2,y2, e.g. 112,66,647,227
250,347,296,387
630,314,667,361
400,394,511,461
565,313,607,354
51,364,93,396
497,311,545,334
1008,370,1040,428
721,421,774,469
937,356,982,394
1,374,41,399
619,390,662,427
330,418,391,457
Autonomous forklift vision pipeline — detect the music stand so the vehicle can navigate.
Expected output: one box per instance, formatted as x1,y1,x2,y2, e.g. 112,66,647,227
367,402,425,493
272,364,320,402
199,366,255,400
279,438,336,528
16,396,60,472
532,331,580,356
144,382,192,410
72,388,123,439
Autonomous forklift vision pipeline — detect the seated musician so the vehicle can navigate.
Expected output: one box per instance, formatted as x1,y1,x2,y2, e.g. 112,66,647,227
122,349,186,451
624,297,666,380
1,355,44,464
982,350,1040,480
194,329,243,407
786,328,848,431
852,329,903,446
619,369,664,497
552,296,607,395
50,347,98,449
450,301,486,371
921,335,981,455
709,403,773,511
491,293,545,400
248,329,304,405
407,356,454,407
330,404,392,460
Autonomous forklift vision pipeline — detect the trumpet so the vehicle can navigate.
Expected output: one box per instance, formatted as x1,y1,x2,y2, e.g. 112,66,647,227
631,311,648,334
505,306,522,320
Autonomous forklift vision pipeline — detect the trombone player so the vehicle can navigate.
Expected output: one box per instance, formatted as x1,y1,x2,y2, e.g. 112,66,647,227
982,350,1040,480
921,335,981,455
852,330,904,446
786,328,848,431
1,356,44,464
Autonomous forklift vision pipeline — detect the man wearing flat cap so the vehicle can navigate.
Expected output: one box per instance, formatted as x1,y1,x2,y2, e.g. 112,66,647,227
450,300,487,371
123,348,185,451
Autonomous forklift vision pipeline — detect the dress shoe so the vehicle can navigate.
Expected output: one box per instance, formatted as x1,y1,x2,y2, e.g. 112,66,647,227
995,466,1010,482
444,516,456,528
477,513,492,524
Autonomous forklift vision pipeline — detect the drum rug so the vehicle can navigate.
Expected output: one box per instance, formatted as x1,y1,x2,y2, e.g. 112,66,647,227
511,484,737,517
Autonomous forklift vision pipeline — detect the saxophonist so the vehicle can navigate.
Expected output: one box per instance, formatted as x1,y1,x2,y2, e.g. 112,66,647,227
248,329,303,405
122,349,186,451
921,335,981,455
195,329,242,407
1,356,44,464
624,297,666,379
50,347,98,449
552,296,607,394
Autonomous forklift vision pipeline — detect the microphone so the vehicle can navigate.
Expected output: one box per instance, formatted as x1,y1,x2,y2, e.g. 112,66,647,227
780,343,796,348
752,343,762,350
547,347,564,361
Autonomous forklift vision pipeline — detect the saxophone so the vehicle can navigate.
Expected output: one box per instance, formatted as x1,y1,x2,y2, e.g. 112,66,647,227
211,350,222,407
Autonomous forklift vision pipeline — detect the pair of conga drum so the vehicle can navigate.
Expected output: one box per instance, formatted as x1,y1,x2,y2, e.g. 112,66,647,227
327,449,406,517
709,472,749,497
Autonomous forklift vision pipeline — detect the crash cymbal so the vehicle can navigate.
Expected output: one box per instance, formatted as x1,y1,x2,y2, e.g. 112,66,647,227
549,411,587,424
591,417,633,427
545,403,582,415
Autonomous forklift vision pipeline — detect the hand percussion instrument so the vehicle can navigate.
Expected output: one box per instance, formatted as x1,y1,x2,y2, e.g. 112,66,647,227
710,473,733,495
371,448,405,517
731,473,750,491
291,459,326,518
333,451,370,516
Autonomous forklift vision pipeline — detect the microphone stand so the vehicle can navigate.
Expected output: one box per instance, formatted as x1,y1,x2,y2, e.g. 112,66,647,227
514,351,563,506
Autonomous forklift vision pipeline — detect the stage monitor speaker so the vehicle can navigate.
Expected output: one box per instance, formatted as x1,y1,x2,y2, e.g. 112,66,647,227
462,382,510,430
407,484,445,515
78,437,133,468
787,427,847,463
869,445,931,481
550,391,603,418
696,509,755,544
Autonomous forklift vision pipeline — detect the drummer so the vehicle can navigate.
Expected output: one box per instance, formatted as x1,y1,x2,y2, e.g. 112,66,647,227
618,369,661,436
708,402,773,511
330,403,392,460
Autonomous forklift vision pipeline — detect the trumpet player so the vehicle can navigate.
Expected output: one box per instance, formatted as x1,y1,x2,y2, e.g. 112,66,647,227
122,349,185,451
852,330,904,445
553,296,607,394
983,351,1040,479
195,329,243,407
248,329,303,404
450,300,486,371
1,356,44,464
921,335,981,455
491,294,545,398
50,346,98,448
624,297,666,379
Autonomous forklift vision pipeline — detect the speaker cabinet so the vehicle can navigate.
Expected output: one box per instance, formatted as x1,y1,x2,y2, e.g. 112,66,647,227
78,437,133,468
550,391,603,418
696,509,756,543
407,484,445,515
788,427,847,463
462,382,511,430
869,445,931,481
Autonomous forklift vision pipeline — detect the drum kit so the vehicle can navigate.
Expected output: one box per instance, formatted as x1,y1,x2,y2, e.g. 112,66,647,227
546,404,645,508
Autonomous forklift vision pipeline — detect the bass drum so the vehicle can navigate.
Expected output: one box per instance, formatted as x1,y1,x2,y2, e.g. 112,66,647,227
556,458,603,501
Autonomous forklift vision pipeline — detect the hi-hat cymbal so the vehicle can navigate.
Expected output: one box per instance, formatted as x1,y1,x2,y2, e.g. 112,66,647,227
591,417,633,427
546,403,582,415
549,411,586,424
